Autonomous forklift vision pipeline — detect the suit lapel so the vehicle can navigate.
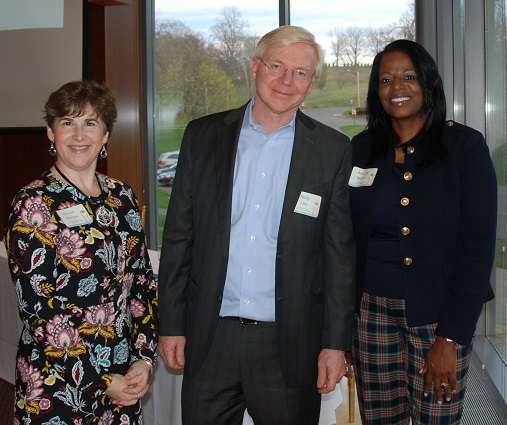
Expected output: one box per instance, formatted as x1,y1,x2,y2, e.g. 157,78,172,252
216,105,246,259
278,111,316,240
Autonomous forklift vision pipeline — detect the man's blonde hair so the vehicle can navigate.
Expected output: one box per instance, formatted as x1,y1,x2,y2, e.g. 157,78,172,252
254,25,324,79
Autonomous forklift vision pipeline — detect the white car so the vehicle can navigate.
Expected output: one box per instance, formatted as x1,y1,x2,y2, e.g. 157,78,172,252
158,150,179,168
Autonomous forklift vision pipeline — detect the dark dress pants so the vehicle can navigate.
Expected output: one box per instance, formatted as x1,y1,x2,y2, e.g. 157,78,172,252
181,317,321,425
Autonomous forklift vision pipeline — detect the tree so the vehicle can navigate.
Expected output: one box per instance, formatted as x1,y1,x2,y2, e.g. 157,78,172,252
343,26,365,68
365,25,395,58
163,52,233,121
363,1,415,62
240,34,260,94
328,27,348,67
316,65,328,95
155,19,205,83
155,18,234,122
210,7,249,83
397,0,416,40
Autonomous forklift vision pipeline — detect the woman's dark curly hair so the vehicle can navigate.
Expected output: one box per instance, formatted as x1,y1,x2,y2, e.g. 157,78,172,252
366,39,447,165
44,80,117,135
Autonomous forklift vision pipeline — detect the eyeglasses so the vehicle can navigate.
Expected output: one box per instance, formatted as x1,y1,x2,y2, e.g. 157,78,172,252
258,58,314,83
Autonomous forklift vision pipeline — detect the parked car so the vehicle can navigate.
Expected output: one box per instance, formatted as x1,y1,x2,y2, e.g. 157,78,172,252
158,150,179,168
157,163,177,186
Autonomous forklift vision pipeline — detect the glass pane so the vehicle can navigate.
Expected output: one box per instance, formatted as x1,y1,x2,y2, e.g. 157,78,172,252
154,2,277,243
291,0,414,136
153,1,413,246
485,0,507,360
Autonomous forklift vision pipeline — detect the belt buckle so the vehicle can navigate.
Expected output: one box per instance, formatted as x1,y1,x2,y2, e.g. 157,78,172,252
239,317,258,325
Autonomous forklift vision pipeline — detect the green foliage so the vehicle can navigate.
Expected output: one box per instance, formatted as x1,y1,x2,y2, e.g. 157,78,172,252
157,127,185,155
315,65,328,94
160,55,234,121
340,125,367,137
158,187,170,209
491,142,507,187
158,204,168,244
156,20,235,122
305,66,370,109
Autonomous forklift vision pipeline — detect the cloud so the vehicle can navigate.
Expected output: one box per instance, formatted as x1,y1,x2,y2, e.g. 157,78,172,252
155,0,411,63
155,0,409,35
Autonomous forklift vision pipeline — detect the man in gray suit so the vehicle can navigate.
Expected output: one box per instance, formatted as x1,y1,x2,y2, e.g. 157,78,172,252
157,25,355,425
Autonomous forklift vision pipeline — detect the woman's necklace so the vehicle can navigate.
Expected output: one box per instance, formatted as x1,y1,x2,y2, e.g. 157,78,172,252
54,164,113,226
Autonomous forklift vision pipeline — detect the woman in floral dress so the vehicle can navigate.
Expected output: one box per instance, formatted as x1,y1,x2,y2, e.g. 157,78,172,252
4,80,158,425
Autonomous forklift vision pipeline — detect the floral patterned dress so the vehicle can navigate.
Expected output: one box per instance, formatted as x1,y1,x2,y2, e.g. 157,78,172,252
4,170,159,425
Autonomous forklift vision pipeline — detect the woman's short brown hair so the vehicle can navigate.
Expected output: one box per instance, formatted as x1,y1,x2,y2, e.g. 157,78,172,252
44,80,117,135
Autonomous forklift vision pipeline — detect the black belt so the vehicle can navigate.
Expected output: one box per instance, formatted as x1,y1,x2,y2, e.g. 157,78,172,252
222,316,264,325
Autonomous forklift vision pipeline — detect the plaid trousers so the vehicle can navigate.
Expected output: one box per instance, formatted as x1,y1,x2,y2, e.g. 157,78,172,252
352,293,472,425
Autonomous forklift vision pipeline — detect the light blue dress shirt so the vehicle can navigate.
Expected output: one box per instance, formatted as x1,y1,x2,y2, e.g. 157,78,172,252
219,99,295,322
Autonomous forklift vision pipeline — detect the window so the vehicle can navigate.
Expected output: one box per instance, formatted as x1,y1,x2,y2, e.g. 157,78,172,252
147,0,507,413
484,0,507,389
152,0,412,245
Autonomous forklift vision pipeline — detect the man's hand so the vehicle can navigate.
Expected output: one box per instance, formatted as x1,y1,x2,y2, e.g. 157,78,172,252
158,335,186,370
316,349,347,394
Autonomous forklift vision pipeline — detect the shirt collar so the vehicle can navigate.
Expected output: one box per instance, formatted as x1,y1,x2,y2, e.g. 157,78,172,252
243,96,297,131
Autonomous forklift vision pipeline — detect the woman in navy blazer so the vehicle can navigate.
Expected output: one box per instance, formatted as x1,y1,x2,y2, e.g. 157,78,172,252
348,40,497,424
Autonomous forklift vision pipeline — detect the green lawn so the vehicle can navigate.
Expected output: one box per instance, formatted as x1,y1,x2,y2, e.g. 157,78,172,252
305,66,370,109
340,125,366,138
157,127,185,156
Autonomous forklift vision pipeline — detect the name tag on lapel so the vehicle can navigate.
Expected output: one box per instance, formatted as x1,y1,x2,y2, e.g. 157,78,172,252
294,191,321,218
348,166,378,187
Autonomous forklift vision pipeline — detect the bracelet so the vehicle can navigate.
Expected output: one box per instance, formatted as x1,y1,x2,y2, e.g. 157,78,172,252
139,359,154,375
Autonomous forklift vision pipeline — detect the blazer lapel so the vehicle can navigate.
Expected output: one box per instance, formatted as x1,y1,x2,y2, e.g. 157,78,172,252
278,111,316,240
215,105,247,259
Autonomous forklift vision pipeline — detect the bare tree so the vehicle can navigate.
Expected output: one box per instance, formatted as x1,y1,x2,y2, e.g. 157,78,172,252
364,1,415,61
365,25,395,58
328,27,347,67
399,0,416,39
239,34,260,94
388,0,416,40
343,26,365,67
210,7,249,82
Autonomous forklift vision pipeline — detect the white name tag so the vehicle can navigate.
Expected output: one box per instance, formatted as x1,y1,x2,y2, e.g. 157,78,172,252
56,204,93,227
348,166,378,187
294,191,322,218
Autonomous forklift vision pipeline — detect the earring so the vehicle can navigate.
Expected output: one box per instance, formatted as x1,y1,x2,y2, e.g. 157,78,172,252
100,144,108,159
49,140,57,157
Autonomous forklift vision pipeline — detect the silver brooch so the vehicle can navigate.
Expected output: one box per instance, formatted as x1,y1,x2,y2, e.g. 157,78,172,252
96,205,113,227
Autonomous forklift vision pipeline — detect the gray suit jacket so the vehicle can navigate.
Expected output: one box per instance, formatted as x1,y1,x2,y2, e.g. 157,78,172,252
158,103,355,387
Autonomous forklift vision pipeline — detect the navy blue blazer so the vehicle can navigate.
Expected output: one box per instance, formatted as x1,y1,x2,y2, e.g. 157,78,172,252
158,102,356,386
349,121,497,345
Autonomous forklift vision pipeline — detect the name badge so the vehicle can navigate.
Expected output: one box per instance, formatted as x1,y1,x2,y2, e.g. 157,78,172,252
348,166,378,187
56,204,93,227
294,191,321,218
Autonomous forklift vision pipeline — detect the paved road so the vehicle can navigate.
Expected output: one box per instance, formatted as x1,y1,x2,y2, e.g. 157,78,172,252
303,106,366,135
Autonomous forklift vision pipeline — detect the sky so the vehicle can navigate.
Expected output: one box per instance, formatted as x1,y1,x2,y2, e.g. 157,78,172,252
154,0,412,63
